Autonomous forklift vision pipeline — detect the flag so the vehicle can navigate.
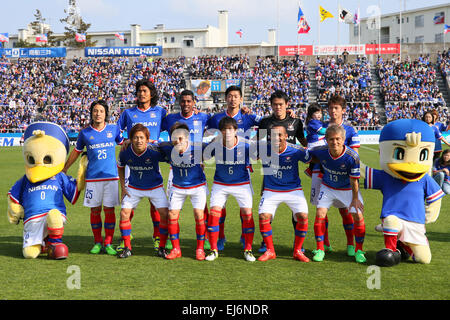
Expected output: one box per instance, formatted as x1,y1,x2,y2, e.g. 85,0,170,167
319,5,334,22
115,32,125,41
36,34,48,43
433,12,445,25
0,33,9,43
75,33,86,42
338,5,354,24
353,8,360,25
445,24,450,34
236,29,243,38
297,6,311,34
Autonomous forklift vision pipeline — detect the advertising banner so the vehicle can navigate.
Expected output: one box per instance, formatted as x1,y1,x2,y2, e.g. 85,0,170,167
0,47,66,58
313,44,365,55
278,45,313,56
85,46,162,57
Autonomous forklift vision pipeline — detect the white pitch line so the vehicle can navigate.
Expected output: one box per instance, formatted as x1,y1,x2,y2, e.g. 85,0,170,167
359,145,379,152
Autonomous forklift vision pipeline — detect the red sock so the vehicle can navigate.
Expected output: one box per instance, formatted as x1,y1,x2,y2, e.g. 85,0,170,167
207,210,221,251
150,205,160,238
353,218,366,251
159,220,168,248
219,208,226,239
339,208,354,246
294,218,308,251
168,219,180,250
203,206,209,241
241,212,255,251
314,217,326,251
90,208,103,244
259,218,274,251
324,215,330,247
48,226,64,244
382,225,398,251
119,219,132,249
195,217,206,250
103,207,116,246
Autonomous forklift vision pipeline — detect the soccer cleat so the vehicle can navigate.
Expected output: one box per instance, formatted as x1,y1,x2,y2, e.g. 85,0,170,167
324,244,333,252
117,247,132,259
217,237,226,251
104,244,117,256
293,250,310,262
153,236,160,251
156,247,167,258
244,250,256,262
116,234,133,252
257,249,276,262
203,240,211,251
258,241,267,253
347,245,356,257
196,249,206,261
312,249,325,262
355,250,367,263
90,243,103,254
165,248,182,260
205,250,218,261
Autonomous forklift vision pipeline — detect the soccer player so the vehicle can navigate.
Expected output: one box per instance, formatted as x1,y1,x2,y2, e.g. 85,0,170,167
159,122,208,261
257,126,311,262
63,100,123,255
204,116,256,262
117,79,167,250
256,90,307,253
206,85,261,251
309,125,366,263
116,124,169,259
309,95,360,256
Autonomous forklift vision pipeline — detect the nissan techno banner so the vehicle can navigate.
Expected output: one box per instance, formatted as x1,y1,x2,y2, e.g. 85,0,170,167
85,46,162,57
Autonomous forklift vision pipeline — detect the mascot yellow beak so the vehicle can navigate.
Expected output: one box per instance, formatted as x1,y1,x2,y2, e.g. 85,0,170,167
387,162,430,182
23,131,67,183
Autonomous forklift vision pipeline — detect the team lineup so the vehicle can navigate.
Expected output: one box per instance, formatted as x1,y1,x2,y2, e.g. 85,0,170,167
8,79,444,265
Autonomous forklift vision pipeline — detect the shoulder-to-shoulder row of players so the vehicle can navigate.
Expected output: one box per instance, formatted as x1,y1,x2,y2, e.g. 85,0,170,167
11,79,445,263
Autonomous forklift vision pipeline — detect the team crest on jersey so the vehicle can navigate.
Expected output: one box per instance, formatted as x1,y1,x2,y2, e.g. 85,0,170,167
193,121,200,125
288,122,295,131
145,158,151,163
89,136,94,140
106,132,113,138
285,156,291,162
150,113,156,118
340,164,346,169
133,115,138,118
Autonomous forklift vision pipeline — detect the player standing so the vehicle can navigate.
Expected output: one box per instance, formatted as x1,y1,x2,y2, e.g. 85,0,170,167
116,124,169,259
159,122,208,260
63,100,123,255
257,126,311,262
309,125,366,263
117,79,167,250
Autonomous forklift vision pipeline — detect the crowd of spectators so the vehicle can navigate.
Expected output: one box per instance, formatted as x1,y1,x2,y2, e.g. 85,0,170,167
437,49,450,78
250,55,310,106
385,101,448,123
188,54,252,80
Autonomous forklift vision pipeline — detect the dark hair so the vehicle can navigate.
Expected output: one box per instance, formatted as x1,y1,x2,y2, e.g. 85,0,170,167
218,116,238,131
305,103,322,125
422,111,435,123
129,123,150,140
225,85,242,98
439,149,450,166
328,95,346,109
179,89,195,101
135,79,159,107
169,121,190,138
89,100,109,124
269,90,289,104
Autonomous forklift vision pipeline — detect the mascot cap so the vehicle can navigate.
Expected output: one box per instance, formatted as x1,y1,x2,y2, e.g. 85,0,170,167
379,119,435,143
24,122,70,154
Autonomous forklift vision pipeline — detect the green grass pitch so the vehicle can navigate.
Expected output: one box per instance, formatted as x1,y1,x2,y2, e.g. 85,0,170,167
0,145,449,300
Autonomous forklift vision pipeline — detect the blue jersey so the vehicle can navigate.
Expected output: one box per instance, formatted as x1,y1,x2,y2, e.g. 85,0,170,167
118,105,167,141
207,137,253,185
8,173,79,223
310,146,360,190
364,167,444,224
306,119,326,144
323,120,360,149
75,124,123,182
262,143,311,191
207,109,261,137
161,112,210,143
431,125,444,153
433,159,450,183
159,142,207,188
117,144,165,190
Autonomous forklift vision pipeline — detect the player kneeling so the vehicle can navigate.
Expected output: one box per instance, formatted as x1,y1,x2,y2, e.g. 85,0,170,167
116,124,169,258
309,125,366,263
258,126,312,262
159,122,208,261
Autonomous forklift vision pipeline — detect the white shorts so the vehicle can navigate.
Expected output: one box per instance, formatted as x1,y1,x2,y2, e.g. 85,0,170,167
310,172,323,206
121,185,169,209
258,189,309,218
125,166,130,187
84,180,120,208
169,183,208,210
383,218,429,246
307,139,326,150
23,213,67,248
210,182,253,209
316,184,364,213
